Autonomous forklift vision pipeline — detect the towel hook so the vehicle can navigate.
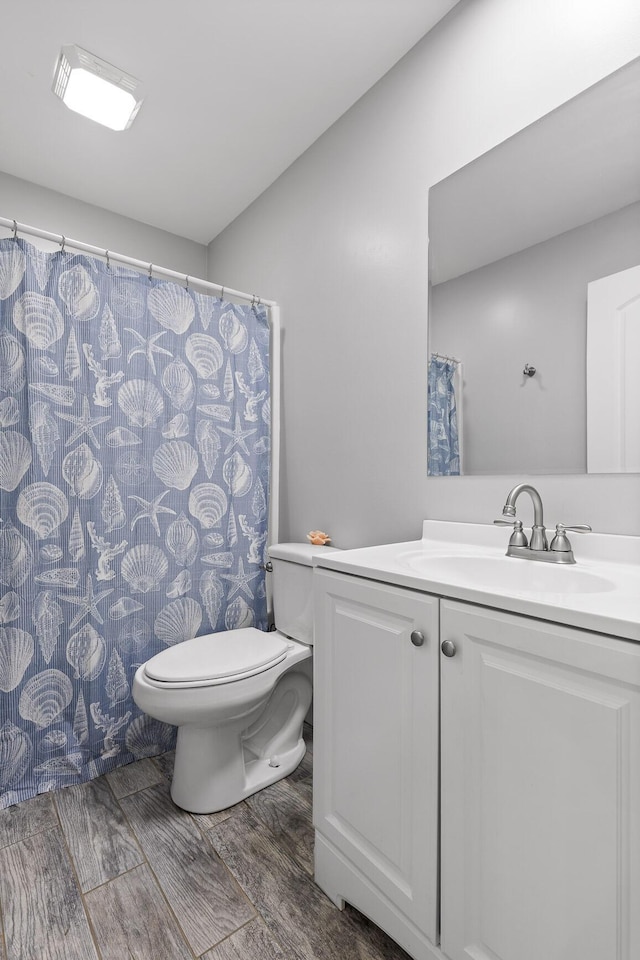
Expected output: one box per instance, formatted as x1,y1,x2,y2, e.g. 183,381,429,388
523,363,536,378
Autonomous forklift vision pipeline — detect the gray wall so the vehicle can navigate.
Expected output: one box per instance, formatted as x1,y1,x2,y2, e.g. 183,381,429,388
0,171,207,277
208,0,640,544
430,201,640,476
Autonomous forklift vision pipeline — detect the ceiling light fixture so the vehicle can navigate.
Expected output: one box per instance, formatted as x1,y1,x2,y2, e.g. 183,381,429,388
52,44,144,131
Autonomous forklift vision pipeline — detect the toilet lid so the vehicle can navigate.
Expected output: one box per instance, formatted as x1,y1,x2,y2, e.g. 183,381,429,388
144,628,290,684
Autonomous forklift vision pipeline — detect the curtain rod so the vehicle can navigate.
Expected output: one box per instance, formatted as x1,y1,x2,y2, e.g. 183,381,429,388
431,351,461,364
0,215,276,308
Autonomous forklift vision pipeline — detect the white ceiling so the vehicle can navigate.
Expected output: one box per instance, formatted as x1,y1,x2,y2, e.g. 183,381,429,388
1,1,458,245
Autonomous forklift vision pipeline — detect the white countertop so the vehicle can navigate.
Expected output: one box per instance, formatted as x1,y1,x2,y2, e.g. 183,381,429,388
313,521,640,642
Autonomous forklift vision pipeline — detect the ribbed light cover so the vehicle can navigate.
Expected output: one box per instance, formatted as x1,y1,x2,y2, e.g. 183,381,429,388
52,44,144,131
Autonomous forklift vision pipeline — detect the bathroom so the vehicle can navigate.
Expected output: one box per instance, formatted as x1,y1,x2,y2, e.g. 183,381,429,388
1,1,639,958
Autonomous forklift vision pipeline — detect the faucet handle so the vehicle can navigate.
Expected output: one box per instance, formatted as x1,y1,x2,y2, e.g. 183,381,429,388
493,518,528,548
550,523,592,554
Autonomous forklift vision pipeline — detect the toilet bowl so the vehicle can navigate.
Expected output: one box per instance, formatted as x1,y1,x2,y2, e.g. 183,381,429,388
132,542,338,813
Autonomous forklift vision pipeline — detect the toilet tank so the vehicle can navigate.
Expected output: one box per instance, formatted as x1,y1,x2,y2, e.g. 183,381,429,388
268,543,340,645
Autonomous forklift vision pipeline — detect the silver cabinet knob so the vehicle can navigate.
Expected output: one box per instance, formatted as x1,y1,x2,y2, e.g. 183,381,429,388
411,630,425,647
441,639,456,658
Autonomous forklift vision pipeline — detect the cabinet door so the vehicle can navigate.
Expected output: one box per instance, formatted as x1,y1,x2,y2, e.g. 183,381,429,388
313,569,439,941
440,600,640,960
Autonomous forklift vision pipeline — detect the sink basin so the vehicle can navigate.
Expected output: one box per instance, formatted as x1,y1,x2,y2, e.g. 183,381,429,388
400,553,615,595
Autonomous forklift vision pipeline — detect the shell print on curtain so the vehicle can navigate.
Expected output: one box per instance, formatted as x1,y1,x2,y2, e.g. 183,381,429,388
0,237,270,809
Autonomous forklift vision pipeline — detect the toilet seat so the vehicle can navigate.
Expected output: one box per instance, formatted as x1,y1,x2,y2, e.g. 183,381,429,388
143,627,291,688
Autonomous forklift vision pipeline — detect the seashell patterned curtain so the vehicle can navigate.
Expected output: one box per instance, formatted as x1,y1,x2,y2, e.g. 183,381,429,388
0,237,270,809
427,356,460,476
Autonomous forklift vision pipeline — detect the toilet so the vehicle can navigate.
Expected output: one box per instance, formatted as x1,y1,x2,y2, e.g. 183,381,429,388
132,542,337,814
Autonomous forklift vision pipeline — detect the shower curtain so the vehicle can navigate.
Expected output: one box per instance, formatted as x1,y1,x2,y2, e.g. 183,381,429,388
428,355,460,476
0,237,270,809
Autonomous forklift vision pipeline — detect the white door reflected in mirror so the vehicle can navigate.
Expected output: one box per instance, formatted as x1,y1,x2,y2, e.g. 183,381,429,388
587,264,640,473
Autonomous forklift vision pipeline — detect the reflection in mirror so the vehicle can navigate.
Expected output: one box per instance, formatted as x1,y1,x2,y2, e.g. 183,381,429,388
427,57,640,477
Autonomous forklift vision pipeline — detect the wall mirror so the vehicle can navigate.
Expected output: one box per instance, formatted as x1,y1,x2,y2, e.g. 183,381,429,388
427,57,640,477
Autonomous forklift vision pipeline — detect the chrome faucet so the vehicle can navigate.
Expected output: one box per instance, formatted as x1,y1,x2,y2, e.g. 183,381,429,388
494,483,591,564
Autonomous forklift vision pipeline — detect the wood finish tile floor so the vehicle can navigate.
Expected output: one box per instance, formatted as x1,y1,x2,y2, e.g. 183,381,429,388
0,726,411,959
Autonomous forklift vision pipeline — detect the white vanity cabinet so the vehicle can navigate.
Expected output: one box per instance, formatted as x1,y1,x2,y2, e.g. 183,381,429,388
313,568,440,958
313,562,640,960
440,600,640,960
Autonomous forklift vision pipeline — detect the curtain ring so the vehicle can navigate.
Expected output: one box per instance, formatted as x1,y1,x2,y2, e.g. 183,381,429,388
12,220,18,240
105,250,110,270
148,263,153,282
60,235,66,253
219,285,224,301
185,275,189,290
251,294,256,307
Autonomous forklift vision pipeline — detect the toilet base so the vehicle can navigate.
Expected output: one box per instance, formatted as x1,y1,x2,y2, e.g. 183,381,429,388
170,734,307,814
243,735,307,794
169,667,312,814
